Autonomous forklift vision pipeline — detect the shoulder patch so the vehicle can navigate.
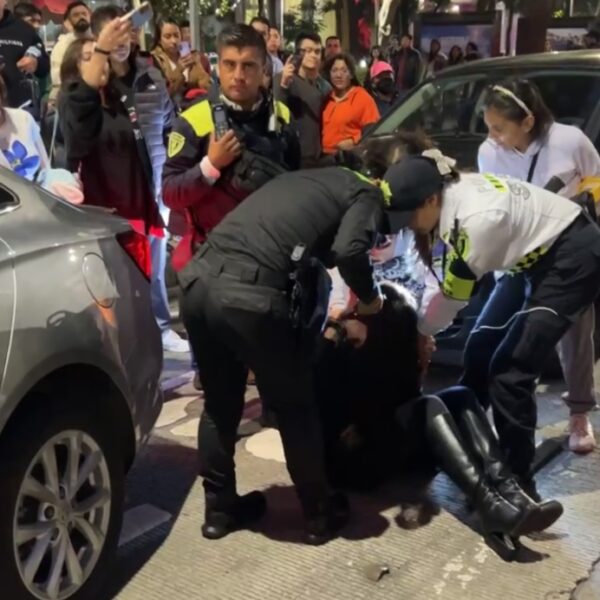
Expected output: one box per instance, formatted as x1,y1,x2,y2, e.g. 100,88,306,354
181,99,214,137
168,132,186,158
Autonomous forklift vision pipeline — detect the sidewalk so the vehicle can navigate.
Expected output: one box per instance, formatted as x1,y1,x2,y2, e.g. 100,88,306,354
112,354,600,600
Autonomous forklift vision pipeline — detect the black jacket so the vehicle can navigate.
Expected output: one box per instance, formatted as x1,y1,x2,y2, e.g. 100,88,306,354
205,167,387,303
0,10,49,107
390,47,422,91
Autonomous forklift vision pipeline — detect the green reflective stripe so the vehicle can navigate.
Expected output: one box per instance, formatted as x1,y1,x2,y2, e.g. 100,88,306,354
483,173,508,192
275,100,291,124
181,99,213,137
442,272,476,301
509,245,548,273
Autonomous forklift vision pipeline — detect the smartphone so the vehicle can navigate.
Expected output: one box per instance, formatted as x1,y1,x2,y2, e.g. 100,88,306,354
179,41,191,57
122,2,153,29
212,104,229,140
292,50,303,71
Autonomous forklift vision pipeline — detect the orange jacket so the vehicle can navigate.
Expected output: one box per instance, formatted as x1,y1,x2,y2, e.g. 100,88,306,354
322,86,380,154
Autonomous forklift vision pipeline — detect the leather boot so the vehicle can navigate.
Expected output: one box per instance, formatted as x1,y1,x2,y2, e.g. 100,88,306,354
202,491,267,540
426,409,539,539
303,492,350,546
454,400,563,532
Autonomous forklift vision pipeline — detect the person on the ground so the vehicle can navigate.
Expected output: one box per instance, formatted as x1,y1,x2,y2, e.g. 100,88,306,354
368,60,399,118
274,31,331,168
151,17,211,104
179,19,212,75
49,1,91,105
389,33,421,96
465,41,481,61
60,6,184,353
324,35,342,61
321,52,379,155
177,162,392,545
267,25,284,75
162,23,300,273
316,278,563,558
461,79,600,455
382,149,600,502
447,44,464,67
0,0,49,109
424,38,447,78
0,71,48,179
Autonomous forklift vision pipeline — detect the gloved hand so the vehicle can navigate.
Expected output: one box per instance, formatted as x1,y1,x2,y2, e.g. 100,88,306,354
356,294,384,316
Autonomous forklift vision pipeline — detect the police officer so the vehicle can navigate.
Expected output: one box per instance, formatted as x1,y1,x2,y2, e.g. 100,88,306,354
382,149,600,502
178,166,389,544
162,24,300,271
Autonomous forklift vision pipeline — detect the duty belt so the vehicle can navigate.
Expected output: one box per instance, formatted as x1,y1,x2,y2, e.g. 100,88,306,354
197,245,289,290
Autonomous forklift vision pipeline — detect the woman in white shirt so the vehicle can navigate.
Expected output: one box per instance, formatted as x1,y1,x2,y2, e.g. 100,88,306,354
381,152,600,503
461,79,600,456
0,74,49,180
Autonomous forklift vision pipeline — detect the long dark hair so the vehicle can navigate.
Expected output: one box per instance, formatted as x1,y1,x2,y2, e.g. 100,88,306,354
152,16,180,51
448,45,463,66
324,52,360,88
60,38,90,89
482,78,554,141
428,38,441,62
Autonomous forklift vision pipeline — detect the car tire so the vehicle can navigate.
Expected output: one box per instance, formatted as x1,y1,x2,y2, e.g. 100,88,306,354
0,393,125,600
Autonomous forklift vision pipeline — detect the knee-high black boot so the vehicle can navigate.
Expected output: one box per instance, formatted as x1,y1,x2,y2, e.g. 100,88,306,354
422,397,540,542
446,390,563,533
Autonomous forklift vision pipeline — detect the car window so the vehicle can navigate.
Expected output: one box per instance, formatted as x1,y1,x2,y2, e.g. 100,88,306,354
527,72,600,131
0,183,17,213
372,76,489,137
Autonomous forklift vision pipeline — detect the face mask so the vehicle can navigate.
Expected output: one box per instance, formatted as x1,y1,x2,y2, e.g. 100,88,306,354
375,78,395,95
73,18,89,34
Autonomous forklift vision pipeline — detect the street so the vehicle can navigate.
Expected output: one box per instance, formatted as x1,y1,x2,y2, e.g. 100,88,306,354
102,352,600,600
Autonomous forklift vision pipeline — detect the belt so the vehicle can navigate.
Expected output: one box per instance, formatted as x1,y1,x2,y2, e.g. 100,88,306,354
198,245,289,290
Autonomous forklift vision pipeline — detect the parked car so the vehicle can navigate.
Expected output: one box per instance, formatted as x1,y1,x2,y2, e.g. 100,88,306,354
0,169,163,600
360,49,600,367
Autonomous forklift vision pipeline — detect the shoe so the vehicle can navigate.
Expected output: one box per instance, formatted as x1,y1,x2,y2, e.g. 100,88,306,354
202,491,267,540
568,414,597,454
162,329,189,353
304,492,350,545
193,371,202,391
450,397,563,532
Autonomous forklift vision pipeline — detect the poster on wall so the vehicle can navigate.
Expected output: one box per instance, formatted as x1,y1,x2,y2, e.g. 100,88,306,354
546,27,587,50
419,22,494,57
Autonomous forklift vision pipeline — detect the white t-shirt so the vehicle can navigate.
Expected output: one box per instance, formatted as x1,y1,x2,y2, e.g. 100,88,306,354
418,173,581,335
0,107,49,181
478,122,600,198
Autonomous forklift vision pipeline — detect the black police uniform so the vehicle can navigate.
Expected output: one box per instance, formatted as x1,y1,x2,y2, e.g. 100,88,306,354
178,167,387,533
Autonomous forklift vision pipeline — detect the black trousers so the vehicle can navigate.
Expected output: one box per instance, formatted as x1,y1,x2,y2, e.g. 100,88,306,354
180,261,330,513
486,216,600,478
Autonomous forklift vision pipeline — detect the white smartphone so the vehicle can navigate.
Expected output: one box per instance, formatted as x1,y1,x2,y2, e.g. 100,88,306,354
122,2,153,29
179,41,191,57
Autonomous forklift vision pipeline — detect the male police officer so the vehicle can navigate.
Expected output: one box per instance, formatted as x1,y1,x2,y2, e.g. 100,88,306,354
178,166,389,544
163,24,300,271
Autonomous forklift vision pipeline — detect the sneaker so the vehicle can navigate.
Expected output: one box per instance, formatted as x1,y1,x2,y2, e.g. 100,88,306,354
162,329,189,353
568,414,597,454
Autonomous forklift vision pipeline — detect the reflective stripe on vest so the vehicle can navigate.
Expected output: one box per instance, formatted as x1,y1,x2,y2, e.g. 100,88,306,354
509,245,549,273
181,99,291,138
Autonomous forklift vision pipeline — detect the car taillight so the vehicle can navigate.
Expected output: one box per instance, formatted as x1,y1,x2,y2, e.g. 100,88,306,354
116,230,151,281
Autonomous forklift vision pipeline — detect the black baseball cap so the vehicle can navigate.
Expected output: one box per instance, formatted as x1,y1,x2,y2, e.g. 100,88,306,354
382,155,444,232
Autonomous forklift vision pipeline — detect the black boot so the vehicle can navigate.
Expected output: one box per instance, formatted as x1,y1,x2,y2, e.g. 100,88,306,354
425,406,540,544
303,492,350,546
453,399,563,532
202,491,267,540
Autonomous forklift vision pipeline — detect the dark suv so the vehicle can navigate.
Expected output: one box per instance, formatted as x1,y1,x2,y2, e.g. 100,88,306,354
363,49,600,366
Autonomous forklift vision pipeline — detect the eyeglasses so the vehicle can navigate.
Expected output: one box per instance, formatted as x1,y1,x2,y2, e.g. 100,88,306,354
299,47,322,56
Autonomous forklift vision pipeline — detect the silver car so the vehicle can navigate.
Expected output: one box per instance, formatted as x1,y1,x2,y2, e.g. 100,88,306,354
0,169,163,600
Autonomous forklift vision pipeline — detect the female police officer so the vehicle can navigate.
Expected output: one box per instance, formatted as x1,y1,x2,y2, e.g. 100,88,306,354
382,150,600,502
178,165,387,545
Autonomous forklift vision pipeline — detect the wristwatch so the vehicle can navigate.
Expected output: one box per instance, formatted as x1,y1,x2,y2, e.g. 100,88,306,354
93,47,111,56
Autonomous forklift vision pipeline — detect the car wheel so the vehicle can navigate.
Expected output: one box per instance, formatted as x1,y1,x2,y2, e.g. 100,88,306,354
0,395,124,600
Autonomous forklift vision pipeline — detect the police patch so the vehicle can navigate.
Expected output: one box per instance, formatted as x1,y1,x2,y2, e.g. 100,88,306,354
168,132,185,158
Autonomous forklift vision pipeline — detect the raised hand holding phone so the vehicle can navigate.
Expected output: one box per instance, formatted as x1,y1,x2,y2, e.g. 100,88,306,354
121,2,153,28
